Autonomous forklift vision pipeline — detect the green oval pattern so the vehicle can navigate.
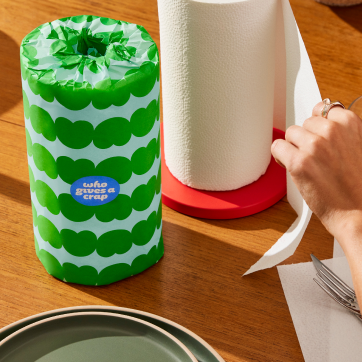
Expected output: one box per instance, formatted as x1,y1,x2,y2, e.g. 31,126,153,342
38,215,62,249
96,157,133,185
131,175,158,212
32,143,58,179
35,180,60,215
26,97,160,150
55,117,93,149
61,229,97,257
27,129,160,184
90,62,159,110
93,117,131,149
131,211,157,246
130,99,158,137
38,248,64,281
37,229,164,286
33,198,162,258
56,157,95,184
63,263,99,285
29,105,56,142
131,138,157,175
30,163,161,221
97,230,133,258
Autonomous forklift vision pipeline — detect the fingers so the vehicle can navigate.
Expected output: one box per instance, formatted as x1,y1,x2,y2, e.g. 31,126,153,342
285,125,318,149
311,102,325,117
312,100,358,125
271,139,298,170
310,101,362,140
275,100,361,172
303,116,333,138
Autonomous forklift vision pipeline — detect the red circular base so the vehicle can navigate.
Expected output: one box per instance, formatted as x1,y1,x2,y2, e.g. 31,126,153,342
161,126,286,219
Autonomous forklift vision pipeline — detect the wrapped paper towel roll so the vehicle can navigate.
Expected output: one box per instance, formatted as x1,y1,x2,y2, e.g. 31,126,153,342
21,15,162,285
158,0,321,273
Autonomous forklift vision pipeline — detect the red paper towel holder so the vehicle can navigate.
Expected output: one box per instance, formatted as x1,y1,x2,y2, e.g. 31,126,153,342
161,125,286,219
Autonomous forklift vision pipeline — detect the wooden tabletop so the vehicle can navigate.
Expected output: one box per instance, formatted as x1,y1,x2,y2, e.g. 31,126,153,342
1,0,362,360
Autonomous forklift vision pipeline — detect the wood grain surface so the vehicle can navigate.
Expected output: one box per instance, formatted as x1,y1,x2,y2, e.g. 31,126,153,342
1,0,361,360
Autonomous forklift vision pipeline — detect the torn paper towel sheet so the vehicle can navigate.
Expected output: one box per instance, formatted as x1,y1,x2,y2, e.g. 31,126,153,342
158,0,321,274
278,258,362,362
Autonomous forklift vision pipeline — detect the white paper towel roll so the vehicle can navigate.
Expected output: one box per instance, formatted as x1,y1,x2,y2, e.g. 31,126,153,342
159,0,278,191
158,0,321,273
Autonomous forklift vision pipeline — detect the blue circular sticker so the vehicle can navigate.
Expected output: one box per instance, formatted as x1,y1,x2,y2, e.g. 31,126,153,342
70,176,120,206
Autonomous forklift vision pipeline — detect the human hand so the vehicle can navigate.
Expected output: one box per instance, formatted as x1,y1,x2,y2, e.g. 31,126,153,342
271,102,362,248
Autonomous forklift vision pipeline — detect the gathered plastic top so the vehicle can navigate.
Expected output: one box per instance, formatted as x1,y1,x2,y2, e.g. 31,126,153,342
20,15,159,110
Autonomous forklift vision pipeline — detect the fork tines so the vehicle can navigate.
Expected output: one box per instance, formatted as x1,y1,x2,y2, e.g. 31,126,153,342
311,254,362,321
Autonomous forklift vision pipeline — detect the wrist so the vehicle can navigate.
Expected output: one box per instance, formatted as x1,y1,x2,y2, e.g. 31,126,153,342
331,211,362,304
332,210,362,257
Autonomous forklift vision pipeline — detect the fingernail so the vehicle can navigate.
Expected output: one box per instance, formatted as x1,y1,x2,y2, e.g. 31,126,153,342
274,157,286,169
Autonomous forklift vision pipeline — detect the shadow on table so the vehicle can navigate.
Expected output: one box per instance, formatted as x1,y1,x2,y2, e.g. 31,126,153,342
0,31,22,117
67,220,298,360
330,4,362,33
67,199,298,309
66,219,269,305
0,173,30,206
196,198,297,234
68,219,263,301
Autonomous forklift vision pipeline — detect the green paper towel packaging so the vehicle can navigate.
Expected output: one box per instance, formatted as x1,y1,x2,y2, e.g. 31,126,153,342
20,15,162,285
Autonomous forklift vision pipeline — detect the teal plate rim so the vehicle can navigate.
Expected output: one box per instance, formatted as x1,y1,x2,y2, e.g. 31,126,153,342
0,311,197,362
0,306,225,362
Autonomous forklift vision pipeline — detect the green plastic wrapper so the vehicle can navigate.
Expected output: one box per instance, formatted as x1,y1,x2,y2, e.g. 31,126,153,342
20,15,162,285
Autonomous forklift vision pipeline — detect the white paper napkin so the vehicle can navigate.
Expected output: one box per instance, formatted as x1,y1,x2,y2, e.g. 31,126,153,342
278,257,362,362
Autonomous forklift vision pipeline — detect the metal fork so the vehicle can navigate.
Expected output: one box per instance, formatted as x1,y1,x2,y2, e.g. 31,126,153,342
311,254,362,322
